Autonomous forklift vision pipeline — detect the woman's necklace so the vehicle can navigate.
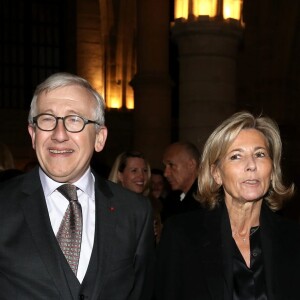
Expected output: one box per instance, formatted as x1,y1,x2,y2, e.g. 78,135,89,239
232,226,260,243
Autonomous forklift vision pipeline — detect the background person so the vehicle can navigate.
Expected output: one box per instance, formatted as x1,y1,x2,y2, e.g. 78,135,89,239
155,111,300,300
0,142,15,171
161,141,201,222
150,168,170,201
109,151,162,244
150,168,170,234
0,143,24,182
108,150,151,196
0,72,154,300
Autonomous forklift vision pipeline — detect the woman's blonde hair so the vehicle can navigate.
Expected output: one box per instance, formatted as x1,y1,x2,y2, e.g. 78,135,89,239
198,111,294,211
108,151,151,196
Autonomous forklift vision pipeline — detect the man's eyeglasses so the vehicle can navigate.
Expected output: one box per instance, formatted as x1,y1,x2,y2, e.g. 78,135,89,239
32,113,100,133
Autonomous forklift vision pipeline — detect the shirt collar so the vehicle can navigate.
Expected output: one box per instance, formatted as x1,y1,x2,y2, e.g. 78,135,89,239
39,167,95,199
179,192,186,201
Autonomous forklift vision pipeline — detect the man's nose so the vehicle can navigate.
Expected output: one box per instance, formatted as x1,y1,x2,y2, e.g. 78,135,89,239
164,166,170,178
51,119,69,141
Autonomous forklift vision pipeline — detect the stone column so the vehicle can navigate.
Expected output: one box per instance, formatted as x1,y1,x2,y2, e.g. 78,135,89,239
77,0,103,92
172,18,243,149
131,0,172,168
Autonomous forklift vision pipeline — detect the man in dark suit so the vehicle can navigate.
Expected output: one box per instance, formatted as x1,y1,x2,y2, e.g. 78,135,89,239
0,73,154,299
161,142,201,222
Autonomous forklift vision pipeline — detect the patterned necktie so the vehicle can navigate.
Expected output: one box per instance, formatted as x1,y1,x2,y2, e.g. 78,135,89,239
56,184,82,275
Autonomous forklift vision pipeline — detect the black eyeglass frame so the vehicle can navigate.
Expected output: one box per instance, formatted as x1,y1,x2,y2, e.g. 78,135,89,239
32,113,100,133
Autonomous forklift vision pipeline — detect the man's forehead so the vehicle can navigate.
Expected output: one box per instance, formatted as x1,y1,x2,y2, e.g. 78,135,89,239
37,87,96,112
165,144,187,158
163,154,187,167
39,86,87,99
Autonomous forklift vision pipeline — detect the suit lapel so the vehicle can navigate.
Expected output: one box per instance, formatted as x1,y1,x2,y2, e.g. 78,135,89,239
18,168,121,299
200,205,227,299
220,205,234,300
89,174,116,299
19,168,73,299
260,203,278,300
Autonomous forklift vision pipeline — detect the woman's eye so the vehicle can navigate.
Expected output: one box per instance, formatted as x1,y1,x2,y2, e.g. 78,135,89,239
255,151,266,158
229,154,240,160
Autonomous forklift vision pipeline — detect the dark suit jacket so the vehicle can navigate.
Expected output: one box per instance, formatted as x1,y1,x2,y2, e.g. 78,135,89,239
155,201,300,300
0,167,154,300
161,180,201,222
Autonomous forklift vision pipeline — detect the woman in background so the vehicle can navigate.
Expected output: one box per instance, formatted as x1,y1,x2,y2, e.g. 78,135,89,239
109,151,162,244
108,151,151,196
155,111,300,299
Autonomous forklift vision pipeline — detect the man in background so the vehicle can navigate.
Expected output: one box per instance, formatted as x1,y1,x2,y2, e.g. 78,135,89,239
161,141,201,222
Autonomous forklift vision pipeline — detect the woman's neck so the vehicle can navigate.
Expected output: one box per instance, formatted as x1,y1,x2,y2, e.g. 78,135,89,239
225,198,262,234
226,198,263,268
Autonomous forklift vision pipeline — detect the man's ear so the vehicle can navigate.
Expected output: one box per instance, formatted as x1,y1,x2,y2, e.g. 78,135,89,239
94,126,108,152
28,125,36,150
188,157,197,170
211,164,222,185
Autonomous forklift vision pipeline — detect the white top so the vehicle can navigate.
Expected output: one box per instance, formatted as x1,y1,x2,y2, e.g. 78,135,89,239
39,167,96,283
179,192,186,201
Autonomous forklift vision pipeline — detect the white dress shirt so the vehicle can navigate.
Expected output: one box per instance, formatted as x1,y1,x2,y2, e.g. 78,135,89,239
39,167,96,283
179,192,186,201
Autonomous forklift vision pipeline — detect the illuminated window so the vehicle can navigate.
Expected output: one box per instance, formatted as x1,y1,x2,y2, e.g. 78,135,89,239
174,0,242,21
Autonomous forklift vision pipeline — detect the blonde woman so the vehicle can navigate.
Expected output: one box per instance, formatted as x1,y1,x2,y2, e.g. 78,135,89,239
109,151,151,196
109,151,162,244
156,111,300,299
